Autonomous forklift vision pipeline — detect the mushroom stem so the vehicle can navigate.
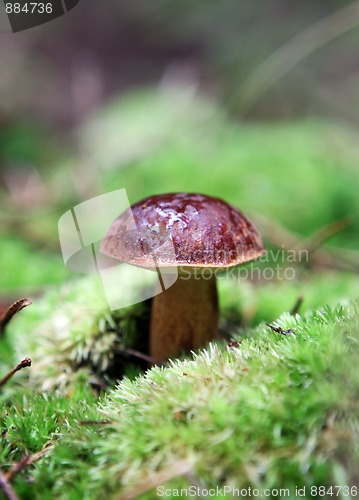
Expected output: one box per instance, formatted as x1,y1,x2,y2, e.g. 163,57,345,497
150,273,219,360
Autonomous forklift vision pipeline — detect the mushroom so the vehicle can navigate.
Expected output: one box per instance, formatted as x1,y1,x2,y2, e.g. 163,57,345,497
101,193,265,361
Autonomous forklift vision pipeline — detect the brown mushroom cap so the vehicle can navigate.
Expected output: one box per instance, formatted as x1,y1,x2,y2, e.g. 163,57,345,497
101,193,265,361
101,193,265,269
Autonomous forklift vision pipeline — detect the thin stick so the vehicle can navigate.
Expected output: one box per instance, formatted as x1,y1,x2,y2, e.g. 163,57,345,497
4,456,30,483
235,1,359,115
253,213,300,249
0,298,32,335
266,323,296,336
77,420,112,426
4,444,53,483
120,348,162,366
0,358,32,389
254,214,359,273
115,460,192,500
294,216,352,255
0,469,18,500
290,296,304,316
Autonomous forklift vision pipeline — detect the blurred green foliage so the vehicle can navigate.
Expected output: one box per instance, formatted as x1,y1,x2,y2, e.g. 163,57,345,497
0,88,358,298
0,2,358,496
0,236,69,289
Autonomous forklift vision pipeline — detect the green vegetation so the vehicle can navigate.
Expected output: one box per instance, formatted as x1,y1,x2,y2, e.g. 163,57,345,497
1,302,358,498
0,89,358,498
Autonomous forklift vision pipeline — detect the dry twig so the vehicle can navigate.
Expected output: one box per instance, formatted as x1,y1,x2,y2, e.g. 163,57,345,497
290,296,304,316
77,420,112,426
119,348,162,366
266,323,296,336
294,216,352,255
4,444,53,483
0,358,32,389
255,214,359,273
0,298,32,335
0,469,18,500
115,460,193,500
235,1,359,115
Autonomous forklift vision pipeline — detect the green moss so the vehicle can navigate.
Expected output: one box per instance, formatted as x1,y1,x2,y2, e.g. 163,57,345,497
7,274,151,392
15,300,355,499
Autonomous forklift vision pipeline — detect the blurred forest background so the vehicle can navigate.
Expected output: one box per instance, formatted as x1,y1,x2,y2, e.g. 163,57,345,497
0,0,358,311
1,3,359,496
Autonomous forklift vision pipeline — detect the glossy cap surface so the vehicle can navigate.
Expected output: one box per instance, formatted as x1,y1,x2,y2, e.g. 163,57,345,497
101,193,265,269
